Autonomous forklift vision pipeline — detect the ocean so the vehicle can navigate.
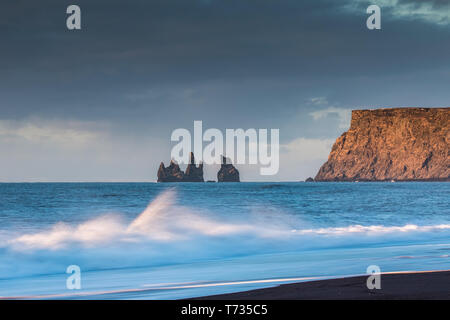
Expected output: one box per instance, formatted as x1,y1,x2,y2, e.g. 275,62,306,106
0,182,449,299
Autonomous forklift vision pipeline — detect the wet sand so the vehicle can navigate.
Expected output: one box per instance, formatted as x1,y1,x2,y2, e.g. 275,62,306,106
196,270,450,300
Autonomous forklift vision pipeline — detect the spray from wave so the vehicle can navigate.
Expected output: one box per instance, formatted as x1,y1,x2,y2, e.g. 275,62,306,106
6,189,450,252
8,190,259,250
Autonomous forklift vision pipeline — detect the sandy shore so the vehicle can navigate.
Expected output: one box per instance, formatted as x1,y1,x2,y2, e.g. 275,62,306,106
196,270,450,300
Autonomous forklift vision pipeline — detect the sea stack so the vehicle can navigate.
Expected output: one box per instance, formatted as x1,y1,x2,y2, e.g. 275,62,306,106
217,156,240,182
315,107,449,182
184,152,204,182
157,160,185,182
157,152,204,182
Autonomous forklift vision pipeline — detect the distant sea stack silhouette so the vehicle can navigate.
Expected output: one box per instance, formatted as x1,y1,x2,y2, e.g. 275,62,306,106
184,152,204,182
315,108,449,182
157,152,204,182
157,160,184,182
218,156,240,182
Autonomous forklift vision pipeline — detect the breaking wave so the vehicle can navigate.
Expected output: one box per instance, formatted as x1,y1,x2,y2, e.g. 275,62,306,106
8,190,275,250
5,189,450,251
0,187,449,298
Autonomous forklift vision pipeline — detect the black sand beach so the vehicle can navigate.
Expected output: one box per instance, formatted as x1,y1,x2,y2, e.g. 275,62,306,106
197,271,450,300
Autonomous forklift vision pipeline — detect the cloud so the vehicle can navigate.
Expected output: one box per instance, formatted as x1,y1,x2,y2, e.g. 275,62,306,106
0,118,335,182
0,119,103,148
274,137,334,181
309,97,329,106
223,136,334,181
309,107,352,130
0,118,168,182
281,137,334,161
345,0,450,25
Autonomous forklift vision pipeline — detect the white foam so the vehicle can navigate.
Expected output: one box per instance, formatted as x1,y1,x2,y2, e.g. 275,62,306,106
8,190,258,250
7,189,450,251
292,224,450,235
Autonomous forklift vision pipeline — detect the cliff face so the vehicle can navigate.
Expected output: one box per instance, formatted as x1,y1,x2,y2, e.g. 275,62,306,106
315,108,449,182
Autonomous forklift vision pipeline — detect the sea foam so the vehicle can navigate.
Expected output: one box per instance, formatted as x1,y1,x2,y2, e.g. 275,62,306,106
6,189,450,251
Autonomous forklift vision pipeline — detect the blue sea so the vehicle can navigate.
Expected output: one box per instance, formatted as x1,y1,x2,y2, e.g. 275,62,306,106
0,182,449,299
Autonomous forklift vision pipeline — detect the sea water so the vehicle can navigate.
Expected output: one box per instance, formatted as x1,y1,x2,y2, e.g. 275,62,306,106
0,182,448,299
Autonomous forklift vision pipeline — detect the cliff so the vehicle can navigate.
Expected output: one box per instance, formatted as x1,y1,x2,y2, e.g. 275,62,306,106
157,153,204,182
315,108,449,182
218,156,240,182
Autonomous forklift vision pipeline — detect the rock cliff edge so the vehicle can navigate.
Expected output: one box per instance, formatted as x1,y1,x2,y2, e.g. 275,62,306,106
315,108,449,181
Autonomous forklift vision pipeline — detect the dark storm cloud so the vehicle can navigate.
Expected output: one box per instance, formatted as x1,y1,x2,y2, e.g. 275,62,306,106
346,0,449,25
0,0,448,119
398,0,449,8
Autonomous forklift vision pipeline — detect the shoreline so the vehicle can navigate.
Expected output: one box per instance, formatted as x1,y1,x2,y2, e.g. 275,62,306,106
195,270,450,300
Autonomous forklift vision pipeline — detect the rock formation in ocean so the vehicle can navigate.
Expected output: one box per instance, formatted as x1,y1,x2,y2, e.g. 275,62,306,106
217,156,240,182
305,177,315,182
157,152,204,182
184,152,204,182
315,108,449,182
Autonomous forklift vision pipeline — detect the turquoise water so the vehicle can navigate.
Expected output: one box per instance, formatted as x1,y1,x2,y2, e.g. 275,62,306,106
0,182,449,299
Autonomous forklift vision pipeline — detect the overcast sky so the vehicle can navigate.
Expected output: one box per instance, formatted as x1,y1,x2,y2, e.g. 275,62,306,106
0,0,449,181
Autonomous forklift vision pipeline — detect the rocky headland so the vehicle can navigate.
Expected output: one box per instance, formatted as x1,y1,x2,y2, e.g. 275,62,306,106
315,107,449,182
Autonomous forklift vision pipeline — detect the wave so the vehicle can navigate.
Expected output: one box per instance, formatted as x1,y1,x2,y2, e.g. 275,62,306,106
292,224,450,235
7,190,267,250
0,188,449,295
5,189,450,251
